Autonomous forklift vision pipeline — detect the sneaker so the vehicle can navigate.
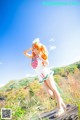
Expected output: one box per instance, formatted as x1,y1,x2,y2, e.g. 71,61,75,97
62,104,67,110
57,104,66,111
54,107,65,117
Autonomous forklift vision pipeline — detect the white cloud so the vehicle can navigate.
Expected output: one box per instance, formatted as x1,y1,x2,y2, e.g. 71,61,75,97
50,45,56,50
48,38,56,50
49,38,55,42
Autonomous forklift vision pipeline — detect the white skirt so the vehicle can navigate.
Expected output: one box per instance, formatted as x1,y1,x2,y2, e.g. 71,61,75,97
35,66,54,83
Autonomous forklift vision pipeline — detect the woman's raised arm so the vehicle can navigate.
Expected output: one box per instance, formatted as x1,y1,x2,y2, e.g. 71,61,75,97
23,48,32,59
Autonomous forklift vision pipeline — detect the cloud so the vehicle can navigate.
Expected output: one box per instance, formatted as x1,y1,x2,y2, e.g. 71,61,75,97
49,38,55,42
49,45,56,50
48,38,56,50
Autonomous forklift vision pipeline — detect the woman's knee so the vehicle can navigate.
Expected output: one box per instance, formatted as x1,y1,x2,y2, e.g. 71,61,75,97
46,76,57,91
43,82,54,98
47,89,54,97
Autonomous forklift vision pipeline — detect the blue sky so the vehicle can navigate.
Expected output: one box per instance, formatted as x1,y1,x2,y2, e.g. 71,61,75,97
0,0,80,86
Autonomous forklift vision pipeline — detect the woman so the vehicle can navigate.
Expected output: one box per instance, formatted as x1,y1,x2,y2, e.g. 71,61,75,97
23,38,66,117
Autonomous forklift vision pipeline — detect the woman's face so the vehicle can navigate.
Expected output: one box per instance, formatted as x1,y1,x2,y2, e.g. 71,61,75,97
32,45,39,55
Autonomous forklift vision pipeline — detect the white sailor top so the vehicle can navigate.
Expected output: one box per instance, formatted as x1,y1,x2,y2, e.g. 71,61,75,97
31,56,54,83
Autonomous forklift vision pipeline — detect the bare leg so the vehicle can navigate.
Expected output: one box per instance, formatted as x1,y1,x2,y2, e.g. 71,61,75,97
43,80,66,109
45,75,66,116
43,81,55,99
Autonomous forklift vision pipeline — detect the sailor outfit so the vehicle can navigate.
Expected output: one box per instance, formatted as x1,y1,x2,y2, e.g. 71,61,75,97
31,56,54,83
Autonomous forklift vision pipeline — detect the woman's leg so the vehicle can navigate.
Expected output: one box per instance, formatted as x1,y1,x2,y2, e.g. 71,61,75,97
43,81,66,109
45,75,66,110
42,80,55,100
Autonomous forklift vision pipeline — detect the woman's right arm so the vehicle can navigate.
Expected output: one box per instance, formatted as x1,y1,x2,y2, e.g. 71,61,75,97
23,48,32,59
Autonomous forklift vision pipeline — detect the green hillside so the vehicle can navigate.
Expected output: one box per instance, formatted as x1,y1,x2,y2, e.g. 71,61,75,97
0,76,38,91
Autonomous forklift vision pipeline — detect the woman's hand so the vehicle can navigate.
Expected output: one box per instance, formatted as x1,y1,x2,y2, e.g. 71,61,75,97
23,48,32,58
42,60,49,66
23,48,32,53
39,54,49,66
29,48,32,51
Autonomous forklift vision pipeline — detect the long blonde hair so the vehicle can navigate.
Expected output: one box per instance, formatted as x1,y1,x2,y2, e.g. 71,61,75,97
32,42,48,60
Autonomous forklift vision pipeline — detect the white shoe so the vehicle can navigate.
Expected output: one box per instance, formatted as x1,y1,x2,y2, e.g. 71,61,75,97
54,107,65,117
62,104,67,110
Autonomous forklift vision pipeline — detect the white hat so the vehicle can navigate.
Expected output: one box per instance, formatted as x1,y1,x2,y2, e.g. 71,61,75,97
32,38,40,44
